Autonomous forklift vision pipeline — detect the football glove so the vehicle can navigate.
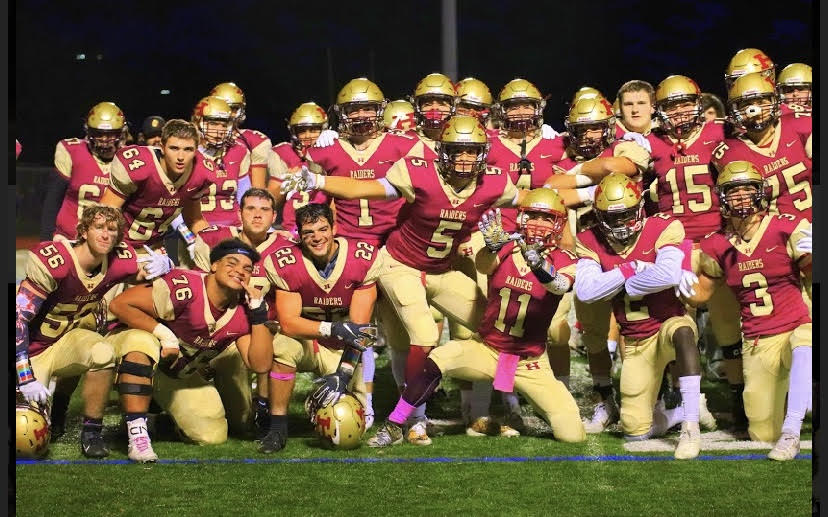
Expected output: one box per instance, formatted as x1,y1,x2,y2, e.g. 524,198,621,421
138,245,174,279
308,370,350,416
331,321,377,352
314,129,339,148
796,225,812,254
478,209,521,253
279,166,324,196
19,379,51,405
541,123,560,140
621,131,652,153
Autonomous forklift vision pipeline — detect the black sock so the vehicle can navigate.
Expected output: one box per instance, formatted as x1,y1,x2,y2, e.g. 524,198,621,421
52,392,71,424
125,412,146,423
82,416,103,435
595,384,614,401
269,414,288,435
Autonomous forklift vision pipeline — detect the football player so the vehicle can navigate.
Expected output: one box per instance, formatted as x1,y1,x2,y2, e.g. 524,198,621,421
453,77,494,128
190,189,289,439
15,206,172,458
368,189,586,446
258,203,380,453
776,63,812,111
616,80,656,136
574,173,712,460
281,116,538,444
42,102,127,242
724,47,798,117
210,82,273,190
191,95,251,227
700,93,726,122
687,161,811,460
268,102,331,237
407,72,457,157
108,239,272,460
383,99,417,132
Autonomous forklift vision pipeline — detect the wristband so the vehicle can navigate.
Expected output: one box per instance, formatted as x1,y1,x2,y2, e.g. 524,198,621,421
576,185,597,203
178,227,196,246
618,262,636,279
319,321,332,337
532,266,555,284
16,357,35,385
247,303,268,325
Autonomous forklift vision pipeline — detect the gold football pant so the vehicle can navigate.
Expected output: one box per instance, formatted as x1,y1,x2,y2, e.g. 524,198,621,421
742,323,812,442
30,328,115,383
620,315,698,437
428,337,585,442
377,247,486,348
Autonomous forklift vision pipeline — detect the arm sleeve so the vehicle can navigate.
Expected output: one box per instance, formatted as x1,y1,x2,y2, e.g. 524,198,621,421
574,258,626,302
39,172,69,241
623,245,684,297
383,159,412,201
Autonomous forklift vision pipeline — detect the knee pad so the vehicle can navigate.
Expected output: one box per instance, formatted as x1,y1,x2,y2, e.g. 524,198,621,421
620,408,651,438
88,341,116,370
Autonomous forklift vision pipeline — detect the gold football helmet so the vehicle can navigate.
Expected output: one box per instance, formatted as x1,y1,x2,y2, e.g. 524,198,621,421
85,101,126,161
776,63,812,108
571,86,604,106
715,160,769,218
383,99,416,131
725,48,775,90
288,102,328,152
593,173,644,243
453,77,493,123
496,78,545,133
565,97,616,159
334,77,386,137
16,400,50,459
313,392,365,450
192,96,235,148
517,188,567,249
655,75,703,138
210,82,247,124
727,73,780,132
410,73,456,130
435,115,490,181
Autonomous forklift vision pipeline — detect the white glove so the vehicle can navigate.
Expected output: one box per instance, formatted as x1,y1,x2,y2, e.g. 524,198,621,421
478,209,521,253
632,260,653,274
279,166,323,196
138,245,174,279
541,124,560,140
621,131,652,153
153,323,180,355
314,129,339,148
19,379,51,404
796,225,812,254
675,270,699,298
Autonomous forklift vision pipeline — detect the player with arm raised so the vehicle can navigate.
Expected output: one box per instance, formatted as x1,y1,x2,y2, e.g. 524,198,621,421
369,189,585,446
16,206,172,459
257,203,379,453
686,161,811,460
108,239,272,461
574,173,713,460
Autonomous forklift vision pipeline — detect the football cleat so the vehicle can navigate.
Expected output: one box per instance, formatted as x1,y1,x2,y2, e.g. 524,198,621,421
254,404,270,441
366,420,404,448
466,416,499,437
406,420,432,446
127,434,158,463
583,397,620,434
258,428,287,454
674,421,701,460
80,430,110,459
698,394,717,431
768,432,800,461
502,411,526,437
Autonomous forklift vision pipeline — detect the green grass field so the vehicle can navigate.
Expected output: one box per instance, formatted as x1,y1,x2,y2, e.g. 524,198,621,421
15,351,813,516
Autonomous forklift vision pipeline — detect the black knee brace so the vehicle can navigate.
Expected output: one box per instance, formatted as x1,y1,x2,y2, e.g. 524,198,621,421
720,342,742,360
117,360,154,395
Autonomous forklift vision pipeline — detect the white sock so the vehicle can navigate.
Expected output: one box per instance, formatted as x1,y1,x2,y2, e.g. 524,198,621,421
361,346,376,383
678,375,701,423
782,346,812,436
607,340,618,354
365,393,373,411
469,381,492,420
558,375,571,390
652,404,684,437
501,391,520,415
389,347,408,389
127,417,151,443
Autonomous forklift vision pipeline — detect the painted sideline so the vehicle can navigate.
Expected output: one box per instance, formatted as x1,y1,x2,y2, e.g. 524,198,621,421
17,453,812,466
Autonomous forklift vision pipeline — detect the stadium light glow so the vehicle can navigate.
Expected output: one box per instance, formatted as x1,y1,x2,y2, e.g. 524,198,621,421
160,89,171,95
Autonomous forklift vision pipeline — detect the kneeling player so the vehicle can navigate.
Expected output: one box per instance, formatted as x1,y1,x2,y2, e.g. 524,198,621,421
258,203,379,453
15,206,172,458
574,174,713,460
368,189,585,447
108,239,271,461
686,161,811,461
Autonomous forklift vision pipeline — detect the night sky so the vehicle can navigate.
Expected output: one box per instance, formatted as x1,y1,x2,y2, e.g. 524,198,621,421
14,0,814,164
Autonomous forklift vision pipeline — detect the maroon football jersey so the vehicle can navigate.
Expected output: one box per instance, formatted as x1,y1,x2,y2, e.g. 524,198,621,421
577,214,687,339
237,128,272,169
25,240,138,356
108,145,213,249
199,141,250,226
700,214,810,338
53,138,112,240
487,134,568,231
478,242,577,357
271,142,331,236
195,225,289,321
154,269,252,379
384,156,517,274
305,132,418,243
648,121,725,241
263,237,380,350
712,113,812,221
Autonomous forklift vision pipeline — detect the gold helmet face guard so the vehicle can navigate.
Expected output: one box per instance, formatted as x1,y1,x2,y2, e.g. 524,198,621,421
715,160,769,219
726,73,780,132
85,101,126,161
655,75,703,138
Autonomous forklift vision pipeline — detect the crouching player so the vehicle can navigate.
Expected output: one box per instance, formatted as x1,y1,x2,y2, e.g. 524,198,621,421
574,173,713,460
686,161,811,461
257,203,380,453
15,206,173,458
108,239,272,461
368,189,586,447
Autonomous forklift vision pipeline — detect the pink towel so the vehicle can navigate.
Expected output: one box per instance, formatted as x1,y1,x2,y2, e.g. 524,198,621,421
493,352,520,392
